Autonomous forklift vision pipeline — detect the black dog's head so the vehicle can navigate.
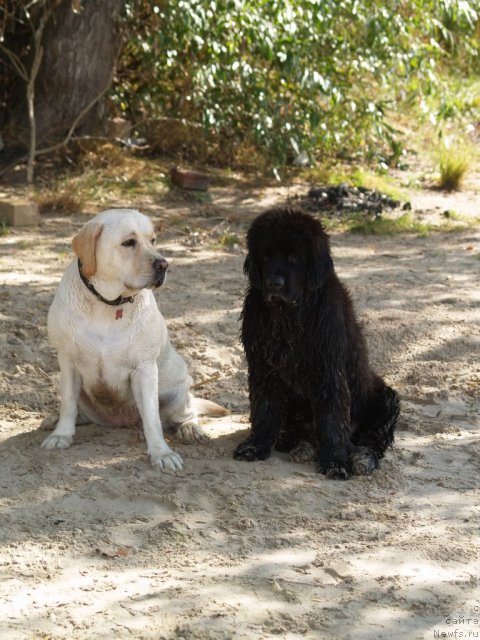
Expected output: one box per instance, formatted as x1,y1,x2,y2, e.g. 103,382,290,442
244,207,334,306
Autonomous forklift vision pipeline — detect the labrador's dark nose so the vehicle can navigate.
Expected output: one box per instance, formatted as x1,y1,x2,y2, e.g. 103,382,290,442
153,258,169,273
266,274,285,291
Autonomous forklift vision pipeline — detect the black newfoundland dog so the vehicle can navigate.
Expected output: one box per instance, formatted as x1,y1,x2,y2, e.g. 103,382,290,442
234,206,400,479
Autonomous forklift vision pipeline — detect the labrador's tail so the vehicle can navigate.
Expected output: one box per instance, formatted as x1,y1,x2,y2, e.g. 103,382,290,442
195,398,229,417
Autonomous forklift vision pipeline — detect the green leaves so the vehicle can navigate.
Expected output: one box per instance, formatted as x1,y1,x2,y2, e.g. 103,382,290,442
116,0,480,168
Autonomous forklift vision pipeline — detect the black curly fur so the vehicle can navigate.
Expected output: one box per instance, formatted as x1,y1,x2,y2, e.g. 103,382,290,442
233,206,400,479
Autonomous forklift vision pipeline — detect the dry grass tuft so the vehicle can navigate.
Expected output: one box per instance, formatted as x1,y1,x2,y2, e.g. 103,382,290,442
438,147,469,191
36,190,85,215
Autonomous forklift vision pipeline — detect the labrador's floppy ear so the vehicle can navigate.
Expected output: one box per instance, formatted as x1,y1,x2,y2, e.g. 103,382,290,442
72,222,103,278
243,254,262,290
307,234,334,291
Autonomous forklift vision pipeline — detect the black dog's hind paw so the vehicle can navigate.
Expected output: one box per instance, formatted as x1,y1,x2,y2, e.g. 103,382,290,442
317,459,352,480
289,440,316,463
352,446,379,475
234,438,272,461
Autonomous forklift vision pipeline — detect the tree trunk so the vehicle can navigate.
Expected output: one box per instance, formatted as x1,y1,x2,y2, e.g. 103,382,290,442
8,0,125,150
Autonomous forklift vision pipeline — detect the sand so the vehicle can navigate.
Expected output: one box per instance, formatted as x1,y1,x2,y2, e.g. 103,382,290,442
0,182,479,640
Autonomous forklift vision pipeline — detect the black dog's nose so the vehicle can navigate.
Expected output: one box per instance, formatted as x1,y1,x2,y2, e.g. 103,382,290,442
266,274,285,290
153,258,169,273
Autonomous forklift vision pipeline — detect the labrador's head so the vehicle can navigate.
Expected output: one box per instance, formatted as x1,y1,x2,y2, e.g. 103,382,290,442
72,209,168,291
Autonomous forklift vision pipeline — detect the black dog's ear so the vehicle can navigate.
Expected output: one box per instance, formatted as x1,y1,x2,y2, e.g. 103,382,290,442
244,254,262,289
307,236,334,290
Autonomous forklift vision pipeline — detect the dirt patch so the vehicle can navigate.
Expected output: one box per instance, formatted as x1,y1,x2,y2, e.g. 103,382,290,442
0,182,479,639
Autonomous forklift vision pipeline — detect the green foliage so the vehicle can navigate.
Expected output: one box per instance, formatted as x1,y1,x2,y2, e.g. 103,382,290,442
113,1,480,167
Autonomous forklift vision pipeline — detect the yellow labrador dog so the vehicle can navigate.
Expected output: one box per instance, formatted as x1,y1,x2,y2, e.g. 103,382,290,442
42,208,225,471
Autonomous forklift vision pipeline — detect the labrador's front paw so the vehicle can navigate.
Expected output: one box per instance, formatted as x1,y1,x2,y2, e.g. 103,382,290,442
41,433,73,449
149,447,184,472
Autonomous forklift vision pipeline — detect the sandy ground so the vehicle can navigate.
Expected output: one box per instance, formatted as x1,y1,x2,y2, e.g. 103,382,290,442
0,181,479,640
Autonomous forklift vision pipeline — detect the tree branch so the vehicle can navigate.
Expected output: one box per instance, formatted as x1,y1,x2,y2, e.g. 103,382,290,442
0,43,28,80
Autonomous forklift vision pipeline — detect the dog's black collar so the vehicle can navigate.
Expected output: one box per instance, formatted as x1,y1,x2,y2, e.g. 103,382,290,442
78,259,135,306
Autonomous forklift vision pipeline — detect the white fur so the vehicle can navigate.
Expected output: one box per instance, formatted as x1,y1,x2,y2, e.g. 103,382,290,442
42,209,210,471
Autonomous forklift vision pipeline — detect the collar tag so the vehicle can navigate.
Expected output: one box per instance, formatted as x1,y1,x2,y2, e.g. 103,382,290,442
116,309,123,320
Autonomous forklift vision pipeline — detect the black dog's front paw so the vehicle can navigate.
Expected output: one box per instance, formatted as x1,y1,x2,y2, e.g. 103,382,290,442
317,458,353,480
234,437,272,461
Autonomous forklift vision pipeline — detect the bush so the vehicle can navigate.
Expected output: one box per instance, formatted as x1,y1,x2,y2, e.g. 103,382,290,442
113,1,480,168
